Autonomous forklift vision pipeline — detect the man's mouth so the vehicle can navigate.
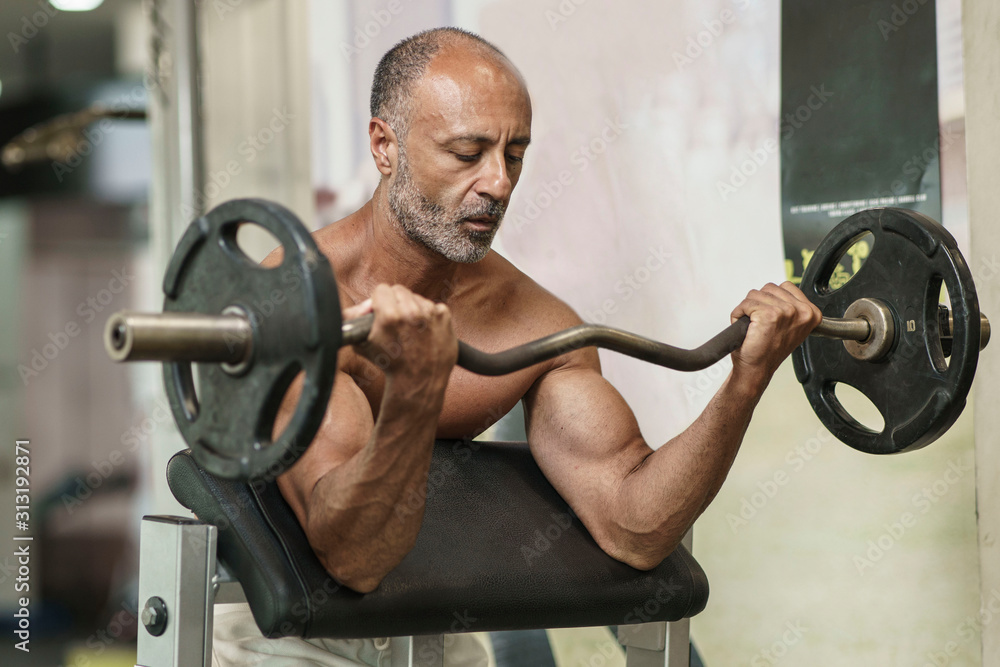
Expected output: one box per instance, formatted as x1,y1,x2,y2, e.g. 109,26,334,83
463,216,498,231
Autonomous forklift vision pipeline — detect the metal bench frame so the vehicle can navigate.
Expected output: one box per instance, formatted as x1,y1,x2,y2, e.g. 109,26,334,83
134,516,692,667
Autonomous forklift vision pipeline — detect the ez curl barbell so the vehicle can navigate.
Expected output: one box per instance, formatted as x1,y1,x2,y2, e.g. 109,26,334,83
105,199,990,479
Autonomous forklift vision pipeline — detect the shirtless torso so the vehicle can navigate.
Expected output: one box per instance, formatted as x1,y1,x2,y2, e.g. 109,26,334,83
213,25,821,667
316,205,578,439
265,29,820,598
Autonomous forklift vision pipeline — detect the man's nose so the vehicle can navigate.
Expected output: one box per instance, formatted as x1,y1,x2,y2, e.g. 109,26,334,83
474,152,512,203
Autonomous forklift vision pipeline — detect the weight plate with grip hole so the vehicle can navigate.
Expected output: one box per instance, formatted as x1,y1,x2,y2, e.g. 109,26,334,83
791,207,979,454
162,198,341,479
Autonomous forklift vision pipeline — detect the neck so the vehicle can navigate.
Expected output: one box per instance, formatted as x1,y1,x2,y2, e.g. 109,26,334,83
354,184,466,303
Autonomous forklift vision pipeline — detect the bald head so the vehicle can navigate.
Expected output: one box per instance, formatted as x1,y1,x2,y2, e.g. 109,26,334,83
370,28,525,141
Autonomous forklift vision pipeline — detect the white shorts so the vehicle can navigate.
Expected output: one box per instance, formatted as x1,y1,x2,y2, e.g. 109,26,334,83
212,602,493,667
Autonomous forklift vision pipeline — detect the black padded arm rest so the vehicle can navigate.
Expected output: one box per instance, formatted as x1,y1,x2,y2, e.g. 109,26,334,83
167,440,709,639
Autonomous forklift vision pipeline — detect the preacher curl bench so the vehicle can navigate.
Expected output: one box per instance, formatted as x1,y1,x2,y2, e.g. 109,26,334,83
119,201,995,667
134,439,709,667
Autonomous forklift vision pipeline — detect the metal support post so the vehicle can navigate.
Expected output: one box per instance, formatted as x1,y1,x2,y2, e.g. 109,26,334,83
619,620,690,667
135,516,217,667
619,530,693,667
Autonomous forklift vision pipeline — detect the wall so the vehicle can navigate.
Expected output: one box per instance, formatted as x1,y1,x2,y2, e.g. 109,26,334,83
307,0,984,664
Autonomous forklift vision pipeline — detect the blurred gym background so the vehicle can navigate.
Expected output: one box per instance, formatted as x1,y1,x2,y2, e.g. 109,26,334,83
0,0,989,665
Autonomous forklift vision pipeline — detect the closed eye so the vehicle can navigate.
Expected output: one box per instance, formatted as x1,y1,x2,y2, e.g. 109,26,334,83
454,152,480,162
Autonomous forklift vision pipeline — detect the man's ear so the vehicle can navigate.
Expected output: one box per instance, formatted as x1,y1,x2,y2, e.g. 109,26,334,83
369,118,398,177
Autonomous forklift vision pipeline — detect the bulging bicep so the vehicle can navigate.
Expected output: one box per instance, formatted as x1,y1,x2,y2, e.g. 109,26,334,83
276,367,375,527
523,357,649,526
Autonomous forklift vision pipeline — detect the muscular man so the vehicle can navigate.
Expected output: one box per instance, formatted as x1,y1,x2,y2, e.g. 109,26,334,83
212,27,820,667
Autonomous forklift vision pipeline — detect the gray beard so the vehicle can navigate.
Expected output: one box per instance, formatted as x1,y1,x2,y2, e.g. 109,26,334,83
388,151,506,263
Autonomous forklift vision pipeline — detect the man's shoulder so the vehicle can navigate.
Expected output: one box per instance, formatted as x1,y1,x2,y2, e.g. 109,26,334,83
473,253,600,378
473,252,583,336
261,211,362,271
312,213,367,271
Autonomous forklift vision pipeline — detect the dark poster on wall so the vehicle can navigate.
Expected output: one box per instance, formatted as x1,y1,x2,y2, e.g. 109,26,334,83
780,0,941,286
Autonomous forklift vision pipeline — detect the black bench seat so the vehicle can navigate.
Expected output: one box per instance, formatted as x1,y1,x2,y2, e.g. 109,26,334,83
166,439,709,639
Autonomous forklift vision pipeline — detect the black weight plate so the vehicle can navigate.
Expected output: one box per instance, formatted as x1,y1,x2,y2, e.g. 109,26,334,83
162,199,341,479
791,208,979,454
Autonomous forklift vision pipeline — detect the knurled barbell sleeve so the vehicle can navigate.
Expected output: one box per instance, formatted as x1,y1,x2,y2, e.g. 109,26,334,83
105,311,252,364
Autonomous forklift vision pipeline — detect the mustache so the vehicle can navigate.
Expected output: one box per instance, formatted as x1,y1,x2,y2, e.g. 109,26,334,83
459,199,506,222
